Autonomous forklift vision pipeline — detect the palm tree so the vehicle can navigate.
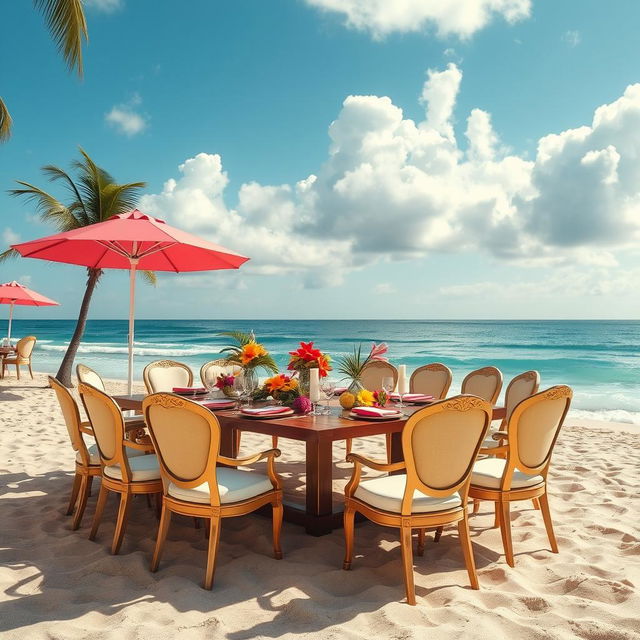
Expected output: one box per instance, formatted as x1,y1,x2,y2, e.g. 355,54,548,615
1,0,87,141
0,148,154,387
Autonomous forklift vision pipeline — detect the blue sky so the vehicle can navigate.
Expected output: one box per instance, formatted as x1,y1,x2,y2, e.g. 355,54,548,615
1,0,639,320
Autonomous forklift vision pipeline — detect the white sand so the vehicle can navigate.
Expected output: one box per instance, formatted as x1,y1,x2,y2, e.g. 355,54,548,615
1,372,639,639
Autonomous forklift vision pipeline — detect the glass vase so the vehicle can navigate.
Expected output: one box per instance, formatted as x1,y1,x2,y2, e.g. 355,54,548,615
298,368,311,396
347,378,365,397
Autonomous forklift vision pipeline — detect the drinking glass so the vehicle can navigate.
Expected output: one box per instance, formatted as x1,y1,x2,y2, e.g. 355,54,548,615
233,376,247,406
204,372,218,400
382,376,395,406
320,378,336,415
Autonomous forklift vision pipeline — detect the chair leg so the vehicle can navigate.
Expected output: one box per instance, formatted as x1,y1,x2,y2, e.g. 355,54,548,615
89,484,109,541
472,499,480,514
111,490,132,555
272,435,278,449
538,491,559,553
204,517,221,590
416,528,425,556
150,501,172,572
458,513,480,589
87,475,94,497
66,472,82,516
16,364,20,380
400,525,416,605
498,501,515,567
272,498,283,560
342,506,356,570
434,526,443,542
532,497,541,510
28,363,34,379
493,502,500,528
385,433,392,464
72,474,92,530
345,438,352,456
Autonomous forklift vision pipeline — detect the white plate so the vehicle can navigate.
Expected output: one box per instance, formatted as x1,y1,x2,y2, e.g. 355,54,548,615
349,410,404,421
240,408,295,419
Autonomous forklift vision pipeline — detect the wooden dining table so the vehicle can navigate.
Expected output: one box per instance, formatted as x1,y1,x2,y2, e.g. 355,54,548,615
0,346,17,379
113,393,505,536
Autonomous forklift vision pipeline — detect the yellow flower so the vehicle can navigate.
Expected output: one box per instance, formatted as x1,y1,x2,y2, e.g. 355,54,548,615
356,389,375,407
241,341,267,365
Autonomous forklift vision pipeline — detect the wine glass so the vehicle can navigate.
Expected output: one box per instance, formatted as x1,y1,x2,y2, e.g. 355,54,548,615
243,371,258,406
232,376,247,406
320,378,336,415
382,376,395,406
204,371,218,400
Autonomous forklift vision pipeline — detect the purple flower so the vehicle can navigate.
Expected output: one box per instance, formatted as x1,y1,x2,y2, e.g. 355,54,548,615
292,395,312,414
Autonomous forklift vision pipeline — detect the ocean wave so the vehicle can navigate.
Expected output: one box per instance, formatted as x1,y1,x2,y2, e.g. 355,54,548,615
568,409,640,426
39,343,221,357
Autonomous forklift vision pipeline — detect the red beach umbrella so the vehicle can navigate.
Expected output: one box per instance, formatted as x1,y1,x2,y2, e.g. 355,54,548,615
11,209,249,392
0,280,59,342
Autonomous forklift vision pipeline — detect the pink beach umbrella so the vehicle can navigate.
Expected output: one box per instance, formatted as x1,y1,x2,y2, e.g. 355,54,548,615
0,280,59,342
11,209,249,393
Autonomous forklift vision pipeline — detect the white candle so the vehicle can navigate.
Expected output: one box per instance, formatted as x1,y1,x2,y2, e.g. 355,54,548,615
309,367,320,403
397,365,407,395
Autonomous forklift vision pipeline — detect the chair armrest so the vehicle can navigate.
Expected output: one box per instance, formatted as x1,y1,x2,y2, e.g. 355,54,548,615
479,444,509,456
491,431,508,441
79,421,94,436
218,448,281,467
345,453,406,473
124,440,155,453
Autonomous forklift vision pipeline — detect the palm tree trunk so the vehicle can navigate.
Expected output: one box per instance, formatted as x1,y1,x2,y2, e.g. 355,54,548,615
55,267,102,387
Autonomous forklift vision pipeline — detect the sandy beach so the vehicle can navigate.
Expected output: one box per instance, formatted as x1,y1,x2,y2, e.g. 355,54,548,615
1,372,639,640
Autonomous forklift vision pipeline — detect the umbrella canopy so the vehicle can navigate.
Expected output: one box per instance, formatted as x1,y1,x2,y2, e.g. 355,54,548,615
12,210,249,392
0,280,59,342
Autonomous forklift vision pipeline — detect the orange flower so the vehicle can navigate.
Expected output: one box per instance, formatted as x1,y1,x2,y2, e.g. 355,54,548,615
240,341,267,365
265,374,298,393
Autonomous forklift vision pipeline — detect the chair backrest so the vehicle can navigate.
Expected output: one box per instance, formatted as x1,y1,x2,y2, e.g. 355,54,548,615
461,366,503,404
76,363,106,392
410,363,452,398
143,360,193,393
200,358,243,389
401,395,491,514
360,361,398,391
78,383,131,479
49,376,91,466
17,336,36,359
502,385,572,488
504,370,540,422
143,393,221,504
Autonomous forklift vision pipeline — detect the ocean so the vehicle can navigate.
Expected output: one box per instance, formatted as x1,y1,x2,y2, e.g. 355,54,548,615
6,319,639,425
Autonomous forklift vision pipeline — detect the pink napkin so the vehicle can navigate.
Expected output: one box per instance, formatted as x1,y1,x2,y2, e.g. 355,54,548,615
241,406,290,416
198,399,235,408
352,406,401,417
173,386,206,394
390,393,433,402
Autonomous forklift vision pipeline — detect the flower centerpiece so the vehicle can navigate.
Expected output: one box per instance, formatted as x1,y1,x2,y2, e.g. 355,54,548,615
220,330,278,390
252,373,312,414
287,341,332,395
354,389,388,408
214,373,235,398
337,342,388,409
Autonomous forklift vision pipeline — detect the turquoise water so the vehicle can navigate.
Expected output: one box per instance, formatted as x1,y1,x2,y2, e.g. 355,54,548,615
7,319,640,424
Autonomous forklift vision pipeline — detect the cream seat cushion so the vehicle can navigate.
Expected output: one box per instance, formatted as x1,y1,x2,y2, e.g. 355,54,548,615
354,475,461,514
471,458,543,490
104,453,161,482
167,468,273,505
78,442,146,466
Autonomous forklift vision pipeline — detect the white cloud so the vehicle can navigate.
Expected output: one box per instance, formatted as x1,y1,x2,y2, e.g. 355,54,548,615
563,30,581,47
140,65,640,288
84,0,123,12
2,227,20,245
304,0,531,38
105,95,147,136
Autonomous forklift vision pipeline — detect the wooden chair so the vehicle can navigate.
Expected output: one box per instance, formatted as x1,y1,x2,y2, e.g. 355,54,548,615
49,376,103,530
461,366,503,404
468,386,572,567
410,363,452,399
346,361,398,458
78,382,161,555
2,335,36,380
343,395,492,605
143,393,284,590
472,369,540,515
77,363,146,432
143,360,193,393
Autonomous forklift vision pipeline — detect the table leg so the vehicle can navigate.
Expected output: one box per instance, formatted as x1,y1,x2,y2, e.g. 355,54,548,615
305,437,334,536
219,423,238,459
389,430,404,474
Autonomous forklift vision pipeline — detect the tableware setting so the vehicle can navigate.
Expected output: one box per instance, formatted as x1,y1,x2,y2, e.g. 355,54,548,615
172,386,207,397
196,398,237,410
240,406,295,419
348,406,404,421
389,392,434,405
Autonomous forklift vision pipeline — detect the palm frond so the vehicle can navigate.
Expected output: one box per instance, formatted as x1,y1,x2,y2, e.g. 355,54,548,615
34,0,87,76
251,354,278,374
0,247,19,263
337,344,366,379
0,97,12,142
219,330,255,347
140,270,157,286
41,164,90,225
100,181,147,219
8,181,80,231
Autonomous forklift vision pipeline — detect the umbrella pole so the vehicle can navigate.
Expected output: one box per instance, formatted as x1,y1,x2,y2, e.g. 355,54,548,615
7,301,14,341
127,259,139,395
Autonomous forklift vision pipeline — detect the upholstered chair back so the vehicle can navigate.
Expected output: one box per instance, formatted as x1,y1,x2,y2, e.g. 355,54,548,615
144,394,221,504
16,336,36,359
509,386,572,472
76,364,106,392
200,359,243,389
360,361,398,391
461,366,503,404
49,376,90,465
505,370,540,422
143,360,193,393
410,363,452,398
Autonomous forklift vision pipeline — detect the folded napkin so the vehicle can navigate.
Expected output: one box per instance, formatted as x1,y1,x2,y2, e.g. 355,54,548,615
173,386,206,394
241,406,290,416
198,399,235,408
390,393,434,402
352,406,401,417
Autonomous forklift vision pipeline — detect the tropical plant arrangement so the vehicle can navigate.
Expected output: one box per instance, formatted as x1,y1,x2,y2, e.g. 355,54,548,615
214,373,236,398
252,373,312,414
288,341,332,377
219,331,278,374
337,342,389,409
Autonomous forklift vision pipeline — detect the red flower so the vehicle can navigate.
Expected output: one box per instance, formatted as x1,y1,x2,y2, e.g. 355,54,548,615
369,342,388,362
289,341,323,362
